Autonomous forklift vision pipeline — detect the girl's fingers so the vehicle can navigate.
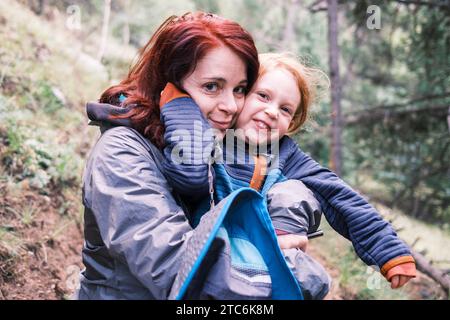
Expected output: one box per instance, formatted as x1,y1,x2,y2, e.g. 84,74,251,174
391,275,400,289
391,275,413,289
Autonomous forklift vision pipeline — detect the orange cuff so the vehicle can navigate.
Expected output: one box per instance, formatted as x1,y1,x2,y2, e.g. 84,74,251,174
385,262,417,281
380,255,416,281
159,83,190,108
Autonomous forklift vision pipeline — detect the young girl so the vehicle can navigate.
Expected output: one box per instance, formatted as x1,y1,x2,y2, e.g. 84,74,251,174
158,52,417,293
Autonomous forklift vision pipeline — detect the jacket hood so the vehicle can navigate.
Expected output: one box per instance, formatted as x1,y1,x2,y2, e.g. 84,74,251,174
86,101,133,127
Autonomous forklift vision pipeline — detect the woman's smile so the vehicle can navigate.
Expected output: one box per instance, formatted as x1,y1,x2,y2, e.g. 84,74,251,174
208,118,232,130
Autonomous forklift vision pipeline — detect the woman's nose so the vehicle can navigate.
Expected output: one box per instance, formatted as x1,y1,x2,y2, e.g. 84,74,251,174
217,92,238,115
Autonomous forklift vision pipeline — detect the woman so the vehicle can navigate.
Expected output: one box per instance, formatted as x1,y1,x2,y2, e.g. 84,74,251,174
77,12,259,300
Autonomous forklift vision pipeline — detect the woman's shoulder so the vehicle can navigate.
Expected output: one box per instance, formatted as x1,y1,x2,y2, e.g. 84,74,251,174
100,125,142,141
92,126,163,163
83,126,166,190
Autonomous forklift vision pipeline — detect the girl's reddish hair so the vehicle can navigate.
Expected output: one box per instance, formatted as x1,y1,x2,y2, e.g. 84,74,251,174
100,12,259,149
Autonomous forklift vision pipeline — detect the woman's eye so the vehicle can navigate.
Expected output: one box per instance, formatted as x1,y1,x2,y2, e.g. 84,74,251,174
234,86,246,95
204,83,219,92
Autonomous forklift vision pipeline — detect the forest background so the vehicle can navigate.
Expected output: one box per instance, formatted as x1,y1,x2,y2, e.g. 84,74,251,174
0,0,449,299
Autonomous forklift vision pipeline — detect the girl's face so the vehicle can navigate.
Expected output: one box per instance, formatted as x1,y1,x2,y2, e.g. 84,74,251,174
181,46,248,133
235,68,301,144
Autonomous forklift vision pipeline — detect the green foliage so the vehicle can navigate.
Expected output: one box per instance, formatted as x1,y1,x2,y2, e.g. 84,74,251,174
0,0,108,194
108,0,196,47
4,205,37,227
313,221,416,300
0,114,81,191
337,247,410,300
1,0,448,299
337,1,450,223
36,81,64,114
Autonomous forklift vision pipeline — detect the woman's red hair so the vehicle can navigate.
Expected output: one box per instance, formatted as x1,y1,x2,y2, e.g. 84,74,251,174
99,12,259,149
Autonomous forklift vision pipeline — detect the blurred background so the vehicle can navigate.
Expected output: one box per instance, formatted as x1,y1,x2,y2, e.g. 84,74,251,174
0,0,449,299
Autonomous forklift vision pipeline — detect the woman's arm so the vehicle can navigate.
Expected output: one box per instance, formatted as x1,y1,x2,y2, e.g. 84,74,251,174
159,83,215,200
82,126,194,299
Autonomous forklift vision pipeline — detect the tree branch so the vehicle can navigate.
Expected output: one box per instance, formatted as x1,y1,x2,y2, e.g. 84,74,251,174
344,92,450,125
345,104,449,125
411,250,450,297
392,0,450,9
309,0,327,12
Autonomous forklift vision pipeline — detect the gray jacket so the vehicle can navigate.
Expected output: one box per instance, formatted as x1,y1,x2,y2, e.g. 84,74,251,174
76,126,330,300
77,126,193,299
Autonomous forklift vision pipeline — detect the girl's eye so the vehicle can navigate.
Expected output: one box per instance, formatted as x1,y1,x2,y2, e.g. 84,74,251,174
204,83,219,92
234,86,246,95
257,92,269,101
281,106,293,115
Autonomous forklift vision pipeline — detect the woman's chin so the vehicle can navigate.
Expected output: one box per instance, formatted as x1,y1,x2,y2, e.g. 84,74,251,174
209,119,233,131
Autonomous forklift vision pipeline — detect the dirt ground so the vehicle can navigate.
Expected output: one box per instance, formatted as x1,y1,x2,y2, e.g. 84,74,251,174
0,184,83,300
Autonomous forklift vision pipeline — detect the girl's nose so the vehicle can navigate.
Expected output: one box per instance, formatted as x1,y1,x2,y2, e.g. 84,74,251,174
264,104,279,119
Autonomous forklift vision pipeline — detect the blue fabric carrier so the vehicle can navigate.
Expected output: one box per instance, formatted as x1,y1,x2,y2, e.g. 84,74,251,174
192,164,285,226
169,187,303,300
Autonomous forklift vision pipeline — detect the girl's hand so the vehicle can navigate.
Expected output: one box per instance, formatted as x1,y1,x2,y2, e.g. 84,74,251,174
390,275,414,289
277,234,308,252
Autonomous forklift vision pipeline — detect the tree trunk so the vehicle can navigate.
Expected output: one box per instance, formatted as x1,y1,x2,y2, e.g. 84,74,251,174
97,0,111,62
327,0,343,176
37,0,45,15
281,0,301,50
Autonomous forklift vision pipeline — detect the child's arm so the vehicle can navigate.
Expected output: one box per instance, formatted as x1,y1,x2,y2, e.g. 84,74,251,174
159,83,216,200
282,141,416,284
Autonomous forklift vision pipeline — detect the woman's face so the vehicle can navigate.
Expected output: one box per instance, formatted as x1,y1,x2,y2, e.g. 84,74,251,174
181,46,248,132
